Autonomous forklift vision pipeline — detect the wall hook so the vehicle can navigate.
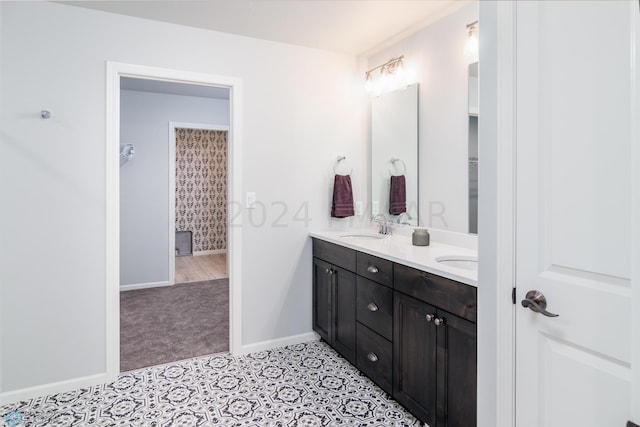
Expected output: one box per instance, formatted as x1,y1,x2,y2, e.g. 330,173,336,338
40,110,51,119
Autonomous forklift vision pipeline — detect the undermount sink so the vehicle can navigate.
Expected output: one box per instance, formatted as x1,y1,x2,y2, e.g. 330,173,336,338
435,255,478,271
339,233,386,240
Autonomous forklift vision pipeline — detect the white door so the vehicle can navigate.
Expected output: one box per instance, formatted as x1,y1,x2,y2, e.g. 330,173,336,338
515,1,635,426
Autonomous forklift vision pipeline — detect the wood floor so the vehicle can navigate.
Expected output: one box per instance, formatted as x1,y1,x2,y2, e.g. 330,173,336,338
175,253,227,283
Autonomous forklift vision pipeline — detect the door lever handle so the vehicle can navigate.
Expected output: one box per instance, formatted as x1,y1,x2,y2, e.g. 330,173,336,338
521,290,559,317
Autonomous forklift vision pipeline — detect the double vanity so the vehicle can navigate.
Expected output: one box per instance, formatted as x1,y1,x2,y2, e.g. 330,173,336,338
310,229,477,427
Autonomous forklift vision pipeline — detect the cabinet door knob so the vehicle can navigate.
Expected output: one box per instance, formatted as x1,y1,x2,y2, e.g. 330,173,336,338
366,352,378,362
367,265,379,274
434,318,445,326
367,302,379,312
426,314,435,322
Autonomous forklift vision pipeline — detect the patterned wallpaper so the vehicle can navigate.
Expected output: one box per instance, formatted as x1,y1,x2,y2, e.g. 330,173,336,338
176,128,227,253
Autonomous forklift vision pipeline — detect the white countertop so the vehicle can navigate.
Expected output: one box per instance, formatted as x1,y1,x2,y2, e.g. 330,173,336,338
309,229,478,287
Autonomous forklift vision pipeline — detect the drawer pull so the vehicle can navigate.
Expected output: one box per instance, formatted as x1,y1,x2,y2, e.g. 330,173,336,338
367,265,379,274
366,352,378,362
367,302,379,312
426,313,435,322
434,318,445,326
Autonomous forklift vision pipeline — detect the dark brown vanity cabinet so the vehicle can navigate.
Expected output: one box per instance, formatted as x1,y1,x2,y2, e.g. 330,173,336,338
312,238,477,426
394,264,477,427
312,240,357,365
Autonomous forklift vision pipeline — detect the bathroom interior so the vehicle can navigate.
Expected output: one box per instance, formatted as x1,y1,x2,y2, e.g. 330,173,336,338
0,1,637,426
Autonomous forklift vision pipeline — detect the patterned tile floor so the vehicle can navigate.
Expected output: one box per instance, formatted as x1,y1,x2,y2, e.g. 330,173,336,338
1,341,420,426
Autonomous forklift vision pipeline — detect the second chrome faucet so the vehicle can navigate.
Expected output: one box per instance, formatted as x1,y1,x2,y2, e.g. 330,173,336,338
372,213,392,235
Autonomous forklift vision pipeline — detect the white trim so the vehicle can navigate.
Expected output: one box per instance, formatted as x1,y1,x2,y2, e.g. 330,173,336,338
105,61,120,383
631,0,639,421
193,249,227,256
494,2,517,426
170,122,229,132
0,373,107,406
240,332,320,355
120,281,172,292
169,123,176,285
106,62,243,384
168,121,229,286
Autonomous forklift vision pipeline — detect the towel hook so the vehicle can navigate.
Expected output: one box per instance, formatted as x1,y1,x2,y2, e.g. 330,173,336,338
334,155,353,175
389,157,406,176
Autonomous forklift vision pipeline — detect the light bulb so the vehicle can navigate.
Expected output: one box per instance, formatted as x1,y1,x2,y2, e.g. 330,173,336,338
379,70,390,94
365,76,373,93
465,26,479,63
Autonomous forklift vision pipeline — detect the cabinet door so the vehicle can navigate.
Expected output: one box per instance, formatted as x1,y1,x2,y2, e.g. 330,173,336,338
393,292,437,425
436,312,477,427
332,266,357,365
312,257,332,343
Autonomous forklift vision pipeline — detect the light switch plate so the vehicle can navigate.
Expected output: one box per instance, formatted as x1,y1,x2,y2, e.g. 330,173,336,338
355,201,363,215
245,192,256,209
372,201,379,215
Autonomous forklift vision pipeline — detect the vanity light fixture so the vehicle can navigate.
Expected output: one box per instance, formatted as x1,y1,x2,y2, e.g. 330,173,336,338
365,55,406,95
464,20,479,63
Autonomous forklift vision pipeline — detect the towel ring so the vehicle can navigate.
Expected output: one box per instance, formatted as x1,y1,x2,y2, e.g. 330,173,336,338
389,158,406,176
334,155,353,175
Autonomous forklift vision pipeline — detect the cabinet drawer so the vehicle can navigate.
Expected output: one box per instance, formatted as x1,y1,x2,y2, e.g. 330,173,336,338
356,276,393,341
356,323,392,395
356,252,393,287
394,263,477,323
313,239,356,272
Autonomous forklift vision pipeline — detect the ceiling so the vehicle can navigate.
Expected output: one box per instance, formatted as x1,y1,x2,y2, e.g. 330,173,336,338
60,0,467,56
121,77,230,99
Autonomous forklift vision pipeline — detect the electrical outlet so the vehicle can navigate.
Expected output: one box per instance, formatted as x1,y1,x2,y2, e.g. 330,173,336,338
355,201,363,215
372,201,379,215
245,192,256,209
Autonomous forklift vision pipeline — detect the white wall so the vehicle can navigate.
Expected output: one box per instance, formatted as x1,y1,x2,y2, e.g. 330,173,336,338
367,3,478,233
120,90,229,286
0,1,365,395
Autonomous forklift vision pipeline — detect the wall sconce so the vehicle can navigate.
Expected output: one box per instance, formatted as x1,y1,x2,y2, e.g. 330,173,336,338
365,55,409,95
465,21,479,63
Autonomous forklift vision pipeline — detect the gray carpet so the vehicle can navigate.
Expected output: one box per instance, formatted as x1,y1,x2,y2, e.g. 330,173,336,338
120,279,229,372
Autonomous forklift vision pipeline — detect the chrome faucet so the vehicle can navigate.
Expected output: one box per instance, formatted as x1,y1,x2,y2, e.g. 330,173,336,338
372,214,392,235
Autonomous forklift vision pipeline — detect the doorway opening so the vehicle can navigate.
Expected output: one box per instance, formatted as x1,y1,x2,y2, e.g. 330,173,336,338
170,124,229,285
106,62,243,381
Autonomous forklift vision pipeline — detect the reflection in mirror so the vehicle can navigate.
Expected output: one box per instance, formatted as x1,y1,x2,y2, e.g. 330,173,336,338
468,62,478,234
371,83,419,226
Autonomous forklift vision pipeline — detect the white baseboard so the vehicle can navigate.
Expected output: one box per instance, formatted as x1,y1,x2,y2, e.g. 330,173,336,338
0,333,320,405
193,249,227,256
120,280,171,291
0,373,108,406
240,332,320,355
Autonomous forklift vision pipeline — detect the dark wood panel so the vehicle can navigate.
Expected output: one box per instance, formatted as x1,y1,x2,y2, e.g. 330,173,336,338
437,311,477,427
393,292,437,425
356,322,393,395
356,276,393,340
312,258,331,343
332,266,357,365
313,239,356,272
394,263,477,323
356,252,393,287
